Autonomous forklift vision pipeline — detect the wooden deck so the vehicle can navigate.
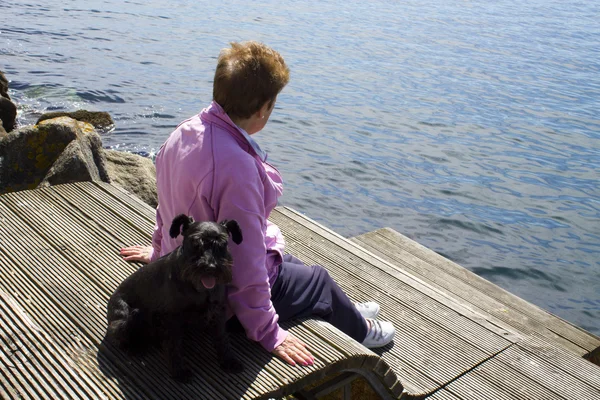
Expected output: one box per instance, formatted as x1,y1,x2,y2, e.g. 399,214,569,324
351,228,600,359
0,182,599,399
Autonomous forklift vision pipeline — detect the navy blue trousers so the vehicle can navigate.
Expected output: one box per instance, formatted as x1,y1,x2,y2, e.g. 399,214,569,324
228,254,368,343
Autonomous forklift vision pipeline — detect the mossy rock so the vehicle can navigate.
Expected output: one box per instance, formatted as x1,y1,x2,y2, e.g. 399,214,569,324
0,117,110,194
37,110,115,134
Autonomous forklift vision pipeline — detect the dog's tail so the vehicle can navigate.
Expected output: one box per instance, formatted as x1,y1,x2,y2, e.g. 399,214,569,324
107,296,143,349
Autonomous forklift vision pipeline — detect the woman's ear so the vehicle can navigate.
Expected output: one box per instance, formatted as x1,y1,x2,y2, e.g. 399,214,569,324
258,99,274,119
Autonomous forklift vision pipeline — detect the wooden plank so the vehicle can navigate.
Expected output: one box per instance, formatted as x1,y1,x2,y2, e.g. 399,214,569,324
515,336,600,390
0,247,136,400
353,228,599,354
2,187,136,292
382,356,441,395
442,341,600,400
92,181,156,222
74,182,155,231
445,354,564,400
10,184,596,400
295,320,418,397
0,290,106,399
425,388,463,400
270,208,516,395
49,183,152,246
495,345,600,400
0,199,109,340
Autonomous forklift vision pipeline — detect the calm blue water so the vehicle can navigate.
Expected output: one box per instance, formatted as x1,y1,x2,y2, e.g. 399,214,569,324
2,0,599,335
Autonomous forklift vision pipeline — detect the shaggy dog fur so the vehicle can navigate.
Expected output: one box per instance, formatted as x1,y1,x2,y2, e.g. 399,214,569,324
106,214,244,381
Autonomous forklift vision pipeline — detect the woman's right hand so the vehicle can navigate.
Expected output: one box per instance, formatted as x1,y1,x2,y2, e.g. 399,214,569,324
120,245,152,264
272,333,314,367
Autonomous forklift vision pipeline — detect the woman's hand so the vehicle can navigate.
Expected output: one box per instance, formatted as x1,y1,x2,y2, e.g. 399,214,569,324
272,333,314,367
119,245,152,264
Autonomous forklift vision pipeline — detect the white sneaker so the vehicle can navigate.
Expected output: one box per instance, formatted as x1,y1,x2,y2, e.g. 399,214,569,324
355,301,380,319
362,319,395,348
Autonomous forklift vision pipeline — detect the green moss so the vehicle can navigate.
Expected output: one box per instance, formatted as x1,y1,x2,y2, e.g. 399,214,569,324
35,153,51,170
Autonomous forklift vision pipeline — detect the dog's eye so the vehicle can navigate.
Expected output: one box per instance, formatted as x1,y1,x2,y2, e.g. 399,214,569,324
211,243,226,256
190,240,203,251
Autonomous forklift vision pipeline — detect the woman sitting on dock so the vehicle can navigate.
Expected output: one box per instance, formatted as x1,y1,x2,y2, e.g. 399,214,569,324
120,41,395,366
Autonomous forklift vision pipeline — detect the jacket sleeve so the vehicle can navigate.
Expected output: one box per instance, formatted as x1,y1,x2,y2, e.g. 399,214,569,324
211,158,288,352
149,205,163,262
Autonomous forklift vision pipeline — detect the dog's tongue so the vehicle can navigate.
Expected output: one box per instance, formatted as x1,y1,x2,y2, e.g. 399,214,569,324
201,277,216,289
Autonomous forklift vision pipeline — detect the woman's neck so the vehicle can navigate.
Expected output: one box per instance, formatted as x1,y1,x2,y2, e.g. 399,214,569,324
230,115,252,133
230,115,261,135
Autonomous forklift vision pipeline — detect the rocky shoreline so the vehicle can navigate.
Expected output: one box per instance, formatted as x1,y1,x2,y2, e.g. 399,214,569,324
0,71,158,208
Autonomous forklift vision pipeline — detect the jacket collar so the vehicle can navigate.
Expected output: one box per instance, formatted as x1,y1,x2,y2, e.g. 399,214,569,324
201,101,267,162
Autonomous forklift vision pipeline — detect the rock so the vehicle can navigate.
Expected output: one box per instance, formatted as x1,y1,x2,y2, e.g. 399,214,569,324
39,123,110,188
0,116,110,194
37,110,115,134
104,150,157,208
0,71,17,133
0,71,10,100
0,96,17,133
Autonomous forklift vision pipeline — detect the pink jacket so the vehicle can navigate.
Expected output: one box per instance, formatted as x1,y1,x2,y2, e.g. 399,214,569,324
149,101,288,351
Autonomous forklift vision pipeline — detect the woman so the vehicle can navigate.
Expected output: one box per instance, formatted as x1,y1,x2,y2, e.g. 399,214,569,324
120,41,395,367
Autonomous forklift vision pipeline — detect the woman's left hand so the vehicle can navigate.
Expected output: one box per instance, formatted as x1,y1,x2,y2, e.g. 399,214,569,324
272,333,314,367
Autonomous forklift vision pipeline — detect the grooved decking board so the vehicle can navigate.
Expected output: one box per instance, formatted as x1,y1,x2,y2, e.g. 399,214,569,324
351,228,600,399
0,244,138,400
1,188,137,292
425,388,463,400
0,184,403,399
74,182,156,225
49,184,152,246
68,182,152,233
0,290,105,399
351,228,600,355
516,336,600,388
270,207,516,395
90,181,156,223
443,345,600,400
495,345,600,400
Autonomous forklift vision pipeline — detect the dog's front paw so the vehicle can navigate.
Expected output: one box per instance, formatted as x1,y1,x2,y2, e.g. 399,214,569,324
171,365,193,383
220,356,244,374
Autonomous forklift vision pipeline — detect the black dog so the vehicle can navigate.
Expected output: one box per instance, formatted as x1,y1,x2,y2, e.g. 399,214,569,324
106,214,244,381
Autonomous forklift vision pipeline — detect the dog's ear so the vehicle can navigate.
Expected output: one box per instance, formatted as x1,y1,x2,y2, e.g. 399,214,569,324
169,214,194,238
220,220,243,244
